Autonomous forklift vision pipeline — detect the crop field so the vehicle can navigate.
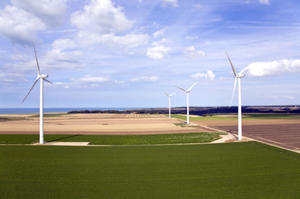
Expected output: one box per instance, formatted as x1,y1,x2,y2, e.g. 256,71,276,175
187,114,300,151
0,113,208,134
0,142,300,199
172,113,300,121
0,133,222,145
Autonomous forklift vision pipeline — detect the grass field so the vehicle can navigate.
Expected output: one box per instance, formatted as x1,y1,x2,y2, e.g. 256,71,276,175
0,133,222,145
172,114,300,121
0,142,299,199
29,113,67,118
172,114,235,120
0,116,26,121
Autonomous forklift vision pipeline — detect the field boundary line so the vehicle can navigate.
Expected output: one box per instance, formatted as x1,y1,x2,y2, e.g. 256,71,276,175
249,136,300,154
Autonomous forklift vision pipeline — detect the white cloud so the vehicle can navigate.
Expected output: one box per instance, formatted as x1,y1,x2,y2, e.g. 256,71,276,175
79,76,110,83
0,72,25,84
53,76,110,89
71,0,148,49
153,28,165,38
161,0,178,7
259,0,270,5
11,0,67,26
71,0,133,34
76,31,149,48
0,5,46,44
3,39,82,74
243,59,300,77
184,46,206,57
0,0,67,44
43,49,82,70
53,82,70,89
131,76,159,82
191,70,215,80
268,95,295,100
52,39,76,50
146,44,171,60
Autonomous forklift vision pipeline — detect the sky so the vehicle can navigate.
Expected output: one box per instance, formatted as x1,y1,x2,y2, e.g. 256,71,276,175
0,0,300,108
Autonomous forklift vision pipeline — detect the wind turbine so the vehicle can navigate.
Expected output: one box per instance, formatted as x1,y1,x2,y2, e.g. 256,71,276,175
22,47,52,144
164,92,174,118
176,82,198,124
226,52,245,141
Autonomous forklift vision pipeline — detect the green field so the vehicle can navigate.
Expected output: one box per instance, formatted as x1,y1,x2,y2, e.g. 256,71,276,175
172,114,300,121
0,133,222,145
29,113,67,118
0,142,299,199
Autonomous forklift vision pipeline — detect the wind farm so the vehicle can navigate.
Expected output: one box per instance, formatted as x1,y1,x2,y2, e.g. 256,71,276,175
1,0,300,199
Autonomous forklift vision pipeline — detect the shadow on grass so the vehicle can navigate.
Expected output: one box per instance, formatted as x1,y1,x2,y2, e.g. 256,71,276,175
46,134,82,142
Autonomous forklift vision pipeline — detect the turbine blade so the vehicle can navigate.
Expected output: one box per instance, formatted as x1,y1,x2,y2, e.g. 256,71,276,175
164,91,169,96
226,52,237,77
44,78,53,84
230,78,237,106
187,82,198,92
175,86,186,92
22,78,39,103
33,46,41,75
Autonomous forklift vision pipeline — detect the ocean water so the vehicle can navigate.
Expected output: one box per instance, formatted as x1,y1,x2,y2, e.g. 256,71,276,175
0,107,142,114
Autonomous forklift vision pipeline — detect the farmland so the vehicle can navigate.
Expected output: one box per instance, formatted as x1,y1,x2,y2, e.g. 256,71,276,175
1,142,300,199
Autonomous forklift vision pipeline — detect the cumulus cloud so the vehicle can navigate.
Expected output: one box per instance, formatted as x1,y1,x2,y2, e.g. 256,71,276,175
4,39,82,74
161,0,178,7
76,31,149,48
53,76,111,89
11,0,67,26
0,0,67,44
153,28,166,38
0,72,25,84
79,76,110,83
242,59,300,77
71,0,148,49
146,40,171,60
71,0,133,34
0,6,46,44
259,0,270,5
184,46,206,58
191,70,215,80
52,39,77,50
130,76,159,82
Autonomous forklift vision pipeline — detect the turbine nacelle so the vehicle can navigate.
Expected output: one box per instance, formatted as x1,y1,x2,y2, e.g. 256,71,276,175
164,92,175,97
38,74,49,79
176,82,198,94
236,73,245,79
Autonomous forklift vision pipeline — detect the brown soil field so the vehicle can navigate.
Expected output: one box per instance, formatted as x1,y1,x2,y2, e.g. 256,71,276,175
0,113,212,135
193,119,300,151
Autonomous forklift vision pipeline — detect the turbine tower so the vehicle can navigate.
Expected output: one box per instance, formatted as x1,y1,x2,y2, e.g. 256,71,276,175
22,47,52,144
164,92,174,118
226,52,245,141
176,82,198,124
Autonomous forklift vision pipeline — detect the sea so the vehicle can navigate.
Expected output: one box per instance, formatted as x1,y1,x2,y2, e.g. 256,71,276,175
0,107,143,114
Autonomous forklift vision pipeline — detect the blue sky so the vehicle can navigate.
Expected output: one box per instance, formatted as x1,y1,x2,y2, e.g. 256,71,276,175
0,0,300,108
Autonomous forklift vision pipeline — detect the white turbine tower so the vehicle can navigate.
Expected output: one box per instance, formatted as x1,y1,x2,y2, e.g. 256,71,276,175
164,92,174,118
226,52,245,141
22,47,52,144
176,82,198,124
